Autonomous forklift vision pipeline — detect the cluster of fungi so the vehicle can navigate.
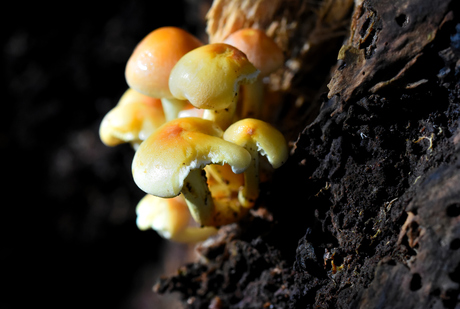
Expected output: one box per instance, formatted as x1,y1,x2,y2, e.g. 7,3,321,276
99,26,288,243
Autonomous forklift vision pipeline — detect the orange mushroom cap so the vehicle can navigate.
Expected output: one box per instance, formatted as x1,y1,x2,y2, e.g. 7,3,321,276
223,28,284,77
125,27,203,99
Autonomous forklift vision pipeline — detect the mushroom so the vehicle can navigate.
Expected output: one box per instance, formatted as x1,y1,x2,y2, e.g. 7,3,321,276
99,88,165,149
206,163,244,191
132,117,252,226
223,28,284,119
125,27,203,121
136,194,217,243
204,163,249,225
223,118,288,207
169,43,259,130
177,104,205,119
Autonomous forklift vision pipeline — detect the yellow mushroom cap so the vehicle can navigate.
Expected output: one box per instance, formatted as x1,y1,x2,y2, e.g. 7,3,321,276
99,88,165,147
223,28,284,77
132,117,252,198
223,118,288,168
125,27,203,99
136,194,190,238
169,43,260,110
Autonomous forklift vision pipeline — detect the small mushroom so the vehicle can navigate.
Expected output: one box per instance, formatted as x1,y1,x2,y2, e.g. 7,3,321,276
99,88,165,149
136,194,217,243
169,43,259,130
125,27,203,121
132,117,252,226
223,118,288,207
223,28,284,119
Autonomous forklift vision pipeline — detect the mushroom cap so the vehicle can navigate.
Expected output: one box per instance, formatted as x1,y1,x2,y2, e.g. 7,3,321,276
125,27,203,99
136,194,190,239
223,28,284,77
132,117,252,198
223,118,288,168
99,88,165,146
169,43,260,110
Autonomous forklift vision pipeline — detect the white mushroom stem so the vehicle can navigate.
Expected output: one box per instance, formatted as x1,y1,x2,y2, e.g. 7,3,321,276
239,79,264,119
161,97,189,122
181,168,215,226
239,145,260,208
202,99,237,130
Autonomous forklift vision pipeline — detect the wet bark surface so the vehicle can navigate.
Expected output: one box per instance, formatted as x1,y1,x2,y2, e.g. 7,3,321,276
5,0,460,308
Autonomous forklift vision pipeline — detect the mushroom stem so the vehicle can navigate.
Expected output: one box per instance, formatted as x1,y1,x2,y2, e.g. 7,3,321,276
171,226,218,243
202,99,237,130
161,97,188,122
239,79,264,119
182,167,250,227
181,168,215,226
239,146,260,208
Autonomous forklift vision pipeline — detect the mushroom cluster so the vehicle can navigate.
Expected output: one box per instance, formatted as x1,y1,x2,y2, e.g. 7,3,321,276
99,26,288,243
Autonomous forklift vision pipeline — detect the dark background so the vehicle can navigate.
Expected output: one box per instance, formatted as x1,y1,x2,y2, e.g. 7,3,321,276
3,1,208,308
